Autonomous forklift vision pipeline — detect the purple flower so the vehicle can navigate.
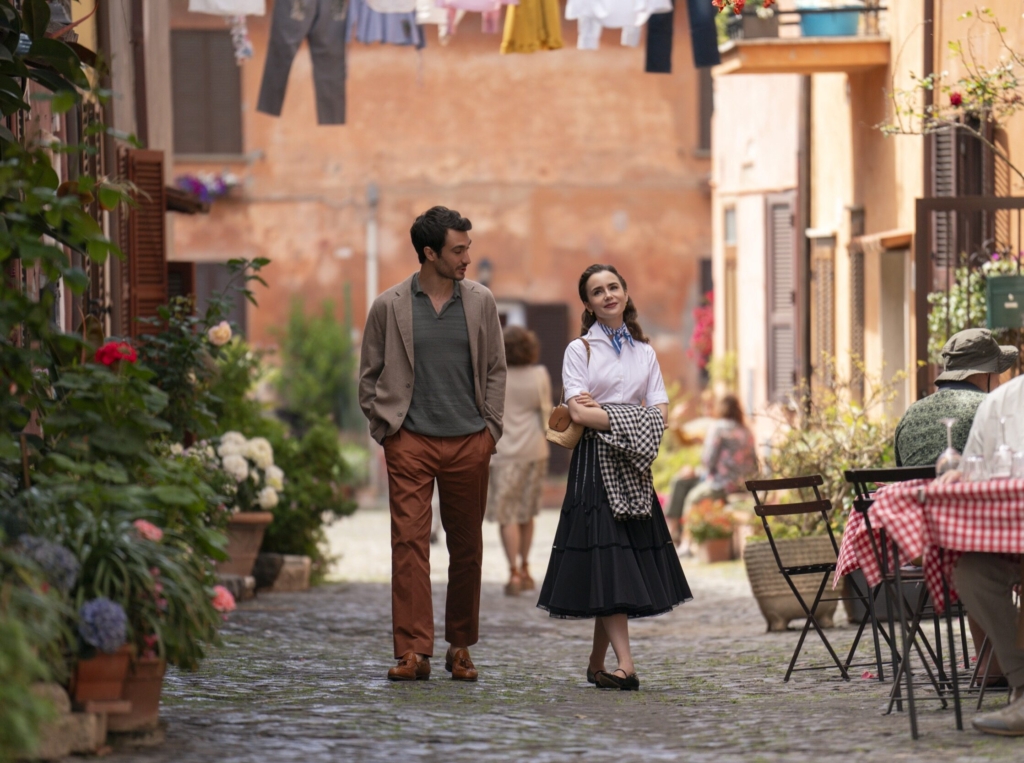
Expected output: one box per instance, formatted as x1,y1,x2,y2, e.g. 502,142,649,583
18,535,79,594
78,598,128,654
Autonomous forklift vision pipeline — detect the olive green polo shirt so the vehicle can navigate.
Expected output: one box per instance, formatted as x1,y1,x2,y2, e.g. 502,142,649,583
893,381,986,467
403,274,486,438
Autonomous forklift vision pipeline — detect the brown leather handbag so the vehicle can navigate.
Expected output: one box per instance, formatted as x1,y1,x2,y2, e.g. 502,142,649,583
545,339,590,450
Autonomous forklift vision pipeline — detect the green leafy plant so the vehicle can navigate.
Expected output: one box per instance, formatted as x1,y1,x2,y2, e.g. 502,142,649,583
262,419,358,582
135,258,269,443
275,297,360,431
926,250,1022,363
757,355,902,539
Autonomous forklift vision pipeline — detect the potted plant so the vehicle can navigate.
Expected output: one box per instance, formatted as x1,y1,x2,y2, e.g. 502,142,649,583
257,419,358,589
723,1,780,40
743,356,902,631
687,497,736,564
206,432,284,577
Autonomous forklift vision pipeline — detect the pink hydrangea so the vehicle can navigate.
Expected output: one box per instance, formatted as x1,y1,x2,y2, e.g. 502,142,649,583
211,585,236,613
133,519,164,542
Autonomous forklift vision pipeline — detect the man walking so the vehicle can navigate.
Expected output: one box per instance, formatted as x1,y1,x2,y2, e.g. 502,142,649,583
359,206,506,682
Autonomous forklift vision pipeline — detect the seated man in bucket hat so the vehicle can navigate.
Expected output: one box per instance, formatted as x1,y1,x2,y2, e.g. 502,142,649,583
894,328,1017,467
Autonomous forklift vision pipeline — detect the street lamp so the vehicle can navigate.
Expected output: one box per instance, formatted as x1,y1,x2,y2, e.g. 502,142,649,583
477,257,493,288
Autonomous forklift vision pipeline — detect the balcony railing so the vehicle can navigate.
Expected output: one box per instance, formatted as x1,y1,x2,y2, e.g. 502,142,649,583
725,4,887,42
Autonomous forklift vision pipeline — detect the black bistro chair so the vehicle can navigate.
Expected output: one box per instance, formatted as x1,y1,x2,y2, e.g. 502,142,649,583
845,466,970,739
745,474,884,682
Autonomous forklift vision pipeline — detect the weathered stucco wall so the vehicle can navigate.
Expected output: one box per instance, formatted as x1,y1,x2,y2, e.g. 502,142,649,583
170,0,713,392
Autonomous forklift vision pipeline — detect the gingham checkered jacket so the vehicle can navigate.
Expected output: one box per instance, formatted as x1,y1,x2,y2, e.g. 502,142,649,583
593,404,665,521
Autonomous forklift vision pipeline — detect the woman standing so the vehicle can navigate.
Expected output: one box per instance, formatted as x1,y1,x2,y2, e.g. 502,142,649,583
537,264,692,690
486,326,552,596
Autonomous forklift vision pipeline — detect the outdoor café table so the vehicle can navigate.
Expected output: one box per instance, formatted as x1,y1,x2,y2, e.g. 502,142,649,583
836,478,1024,736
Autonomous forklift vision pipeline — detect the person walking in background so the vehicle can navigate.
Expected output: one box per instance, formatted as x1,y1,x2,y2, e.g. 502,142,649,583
486,326,552,596
537,264,692,691
665,394,758,549
358,206,506,683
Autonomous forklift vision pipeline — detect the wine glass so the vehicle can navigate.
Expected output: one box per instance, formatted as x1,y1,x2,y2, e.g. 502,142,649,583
963,455,987,482
935,417,962,477
1012,451,1024,480
991,416,1014,480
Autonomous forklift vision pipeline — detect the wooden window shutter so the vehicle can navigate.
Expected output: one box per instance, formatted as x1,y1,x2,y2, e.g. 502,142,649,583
810,240,835,387
172,30,242,155
849,241,865,400
697,67,713,153
123,149,168,338
766,193,797,402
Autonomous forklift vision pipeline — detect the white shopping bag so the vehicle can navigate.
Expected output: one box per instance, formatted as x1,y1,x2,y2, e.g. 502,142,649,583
188,0,267,15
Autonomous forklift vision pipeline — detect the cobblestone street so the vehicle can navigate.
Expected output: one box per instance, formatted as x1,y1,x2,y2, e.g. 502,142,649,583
107,508,1024,762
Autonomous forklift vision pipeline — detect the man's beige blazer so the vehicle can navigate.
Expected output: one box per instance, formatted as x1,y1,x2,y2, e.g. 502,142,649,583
358,274,507,446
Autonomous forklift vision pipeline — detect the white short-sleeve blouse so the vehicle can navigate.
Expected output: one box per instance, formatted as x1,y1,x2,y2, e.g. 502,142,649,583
562,324,669,407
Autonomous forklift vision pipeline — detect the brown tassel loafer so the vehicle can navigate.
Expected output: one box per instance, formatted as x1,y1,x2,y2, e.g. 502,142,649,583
387,651,430,681
445,647,478,681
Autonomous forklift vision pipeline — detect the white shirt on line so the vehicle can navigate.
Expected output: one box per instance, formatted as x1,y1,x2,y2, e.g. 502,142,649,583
562,323,669,408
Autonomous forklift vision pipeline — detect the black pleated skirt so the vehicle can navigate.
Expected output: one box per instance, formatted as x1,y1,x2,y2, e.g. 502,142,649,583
537,436,693,619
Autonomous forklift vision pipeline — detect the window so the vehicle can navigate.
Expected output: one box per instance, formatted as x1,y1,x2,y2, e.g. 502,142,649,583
723,207,738,358
697,68,713,153
724,207,737,246
171,30,243,155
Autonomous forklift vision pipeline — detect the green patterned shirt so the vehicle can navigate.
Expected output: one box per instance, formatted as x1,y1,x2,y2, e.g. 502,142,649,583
893,382,986,467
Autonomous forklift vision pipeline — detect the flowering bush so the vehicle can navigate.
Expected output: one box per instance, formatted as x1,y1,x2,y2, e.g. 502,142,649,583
926,250,1022,363
688,291,714,370
175,171,240,204
211,585,236,614
78,598,128,654
94,341,137,366
132,519,164,543
213,431,284,512
713,0,774,15
687,497,735,543
16,536,79,595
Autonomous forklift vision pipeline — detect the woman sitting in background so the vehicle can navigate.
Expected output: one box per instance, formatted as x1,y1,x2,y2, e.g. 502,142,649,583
666,394,758,548
485,326,551,596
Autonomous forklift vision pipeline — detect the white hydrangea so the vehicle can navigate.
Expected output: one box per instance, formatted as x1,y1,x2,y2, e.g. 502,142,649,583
252,470,260,485
169,443,184,455
245,437,274,469
218,431,248,459
265,465,285,491
257,486,279,509
221,454,249,483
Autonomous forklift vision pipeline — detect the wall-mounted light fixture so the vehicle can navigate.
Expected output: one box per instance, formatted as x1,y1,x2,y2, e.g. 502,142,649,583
477,257,493,288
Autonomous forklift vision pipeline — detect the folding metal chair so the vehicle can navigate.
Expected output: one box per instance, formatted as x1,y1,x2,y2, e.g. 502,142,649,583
845,466,969,739
746,474,882,682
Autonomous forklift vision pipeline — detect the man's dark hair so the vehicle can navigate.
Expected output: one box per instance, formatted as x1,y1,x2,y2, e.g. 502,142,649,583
410,206,472,264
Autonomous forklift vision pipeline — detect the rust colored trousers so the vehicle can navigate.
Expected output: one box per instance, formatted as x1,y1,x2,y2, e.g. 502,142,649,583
383,427,493,658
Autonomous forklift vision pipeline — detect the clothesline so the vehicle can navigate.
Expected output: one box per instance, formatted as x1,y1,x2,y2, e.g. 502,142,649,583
189,0,721,125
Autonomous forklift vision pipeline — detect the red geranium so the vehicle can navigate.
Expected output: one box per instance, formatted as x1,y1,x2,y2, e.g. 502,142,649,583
94,341,137,366
688,291,715,369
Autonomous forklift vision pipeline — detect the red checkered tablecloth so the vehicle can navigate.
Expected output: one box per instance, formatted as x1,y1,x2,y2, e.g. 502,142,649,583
836,479,1024,612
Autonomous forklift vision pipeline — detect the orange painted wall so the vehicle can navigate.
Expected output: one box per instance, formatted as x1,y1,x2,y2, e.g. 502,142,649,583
171,0,712,391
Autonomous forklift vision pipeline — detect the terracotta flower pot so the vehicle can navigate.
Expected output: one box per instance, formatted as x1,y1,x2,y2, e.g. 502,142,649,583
72,644,133,703
108,657,166,732
217,511,274,577
696,537,733,564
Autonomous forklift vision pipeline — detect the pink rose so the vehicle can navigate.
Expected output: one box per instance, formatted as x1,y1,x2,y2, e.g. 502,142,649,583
133,519,164,542
212,585,236,613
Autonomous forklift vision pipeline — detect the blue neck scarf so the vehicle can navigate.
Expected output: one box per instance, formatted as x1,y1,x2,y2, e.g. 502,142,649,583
599,322,634,355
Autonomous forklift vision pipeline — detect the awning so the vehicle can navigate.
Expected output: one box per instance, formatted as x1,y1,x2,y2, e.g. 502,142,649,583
852,228,913,257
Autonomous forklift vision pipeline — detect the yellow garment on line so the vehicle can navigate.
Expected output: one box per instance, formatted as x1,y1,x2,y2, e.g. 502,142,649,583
500,0,563,53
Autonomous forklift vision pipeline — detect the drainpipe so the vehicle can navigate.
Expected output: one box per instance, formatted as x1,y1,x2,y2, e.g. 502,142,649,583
365,182,380,315
798,75,813,394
